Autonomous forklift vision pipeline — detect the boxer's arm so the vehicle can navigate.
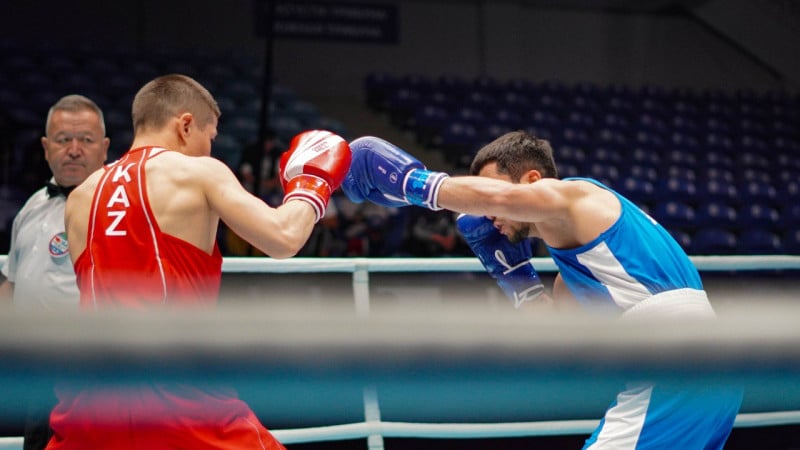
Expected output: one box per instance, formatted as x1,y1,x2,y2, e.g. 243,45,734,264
201,157,318,259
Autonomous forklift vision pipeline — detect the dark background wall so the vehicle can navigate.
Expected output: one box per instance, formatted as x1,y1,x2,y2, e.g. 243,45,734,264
3,0,798,103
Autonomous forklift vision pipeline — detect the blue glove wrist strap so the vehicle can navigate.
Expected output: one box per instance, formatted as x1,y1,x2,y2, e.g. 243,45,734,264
404,169,449,210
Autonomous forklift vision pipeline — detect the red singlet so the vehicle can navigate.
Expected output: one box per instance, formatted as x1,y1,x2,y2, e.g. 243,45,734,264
47,147,285,450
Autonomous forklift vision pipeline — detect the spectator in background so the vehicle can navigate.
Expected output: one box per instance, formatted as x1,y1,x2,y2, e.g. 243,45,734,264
403,209,465,257
0,94,109,449
337,198,397,256
238,128,283,204
298,193,348,257
226,129,284,255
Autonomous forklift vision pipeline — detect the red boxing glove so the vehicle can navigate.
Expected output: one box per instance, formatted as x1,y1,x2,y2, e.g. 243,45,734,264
279,130,352,221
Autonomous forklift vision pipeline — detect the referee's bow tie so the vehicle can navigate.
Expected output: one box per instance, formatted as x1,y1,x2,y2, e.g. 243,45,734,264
46,181,75,198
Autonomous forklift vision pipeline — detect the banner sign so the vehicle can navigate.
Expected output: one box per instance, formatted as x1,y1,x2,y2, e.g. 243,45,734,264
257,1,399,43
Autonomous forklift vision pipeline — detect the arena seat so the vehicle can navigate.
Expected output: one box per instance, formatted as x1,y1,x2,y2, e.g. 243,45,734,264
585,163,620,187
464,90,498,111
775,154,800,173
700,150,733,170
314,116,350,140
523,125,556,145
565,110,595,129
654,178,697,204
595,127,628,149
218,79,259,102
412,103,450,147
739,180,777,205
703,132,734,152
703,167,735,183
556,162,581,179
528,109,563,134
634,113,669,137
385,88,422,129
663,148,698,170
737,203,781,230
287,100,322,127
695,201,737,229
616,176,655,205
222,114,259,142
452,105,487,127
480,123,514,146
553,145,585,165
697,179,738,205
691,228,738,255
497,90,532,113
783,229,800,254
211,134,243,170
625,164,658,183
652,200,695,230
439,120,479,168
630,147,661,167
737,229,783,255
270,84,299,110
702,116,732,135
781,203,800,230
559,125,591,148
738,150,770,170
269,116,304,143
492,107,524,129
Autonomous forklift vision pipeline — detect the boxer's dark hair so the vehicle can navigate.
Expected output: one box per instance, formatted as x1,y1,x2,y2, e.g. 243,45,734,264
470,130,558,180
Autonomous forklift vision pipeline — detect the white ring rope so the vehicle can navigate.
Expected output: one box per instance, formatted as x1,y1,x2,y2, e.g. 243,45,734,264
0,411,798,448
3,254,799,273
219,255,800,273
0,254,796,448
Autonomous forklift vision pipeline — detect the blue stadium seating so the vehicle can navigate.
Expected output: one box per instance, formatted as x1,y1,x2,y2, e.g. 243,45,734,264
691,228,738,255
654,178,697,204
385,88,422,128
783,230,800,254
738,229,783,255
739,180,777,205
616,176,655,206
653,201,695,230
363,71,800,255
697,179,738,205
413,103,450,147
439,121,479,168
695,201,737,229
737,203,781,230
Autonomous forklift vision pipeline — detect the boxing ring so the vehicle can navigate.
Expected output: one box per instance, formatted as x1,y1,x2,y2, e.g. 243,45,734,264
0,255,799,449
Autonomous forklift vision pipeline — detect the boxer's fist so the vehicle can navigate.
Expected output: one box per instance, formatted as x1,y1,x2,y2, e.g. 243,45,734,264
341,136,449,210
280,130,352,221
456,214,546,308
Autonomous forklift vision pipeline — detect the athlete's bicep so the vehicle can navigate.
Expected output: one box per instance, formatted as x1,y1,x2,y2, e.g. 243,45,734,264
199,158,315,258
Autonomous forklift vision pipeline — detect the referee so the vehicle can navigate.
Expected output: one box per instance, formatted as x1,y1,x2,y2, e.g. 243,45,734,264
0,94,108,449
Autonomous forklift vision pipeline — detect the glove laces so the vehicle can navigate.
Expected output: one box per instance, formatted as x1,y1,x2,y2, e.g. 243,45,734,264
494,250,530,276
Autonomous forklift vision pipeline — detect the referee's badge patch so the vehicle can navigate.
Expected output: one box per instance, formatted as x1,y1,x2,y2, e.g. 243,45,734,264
49,232,70,261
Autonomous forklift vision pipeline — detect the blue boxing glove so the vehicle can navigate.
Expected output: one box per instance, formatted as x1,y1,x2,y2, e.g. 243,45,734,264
342,136,449,210
456,214,546,309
